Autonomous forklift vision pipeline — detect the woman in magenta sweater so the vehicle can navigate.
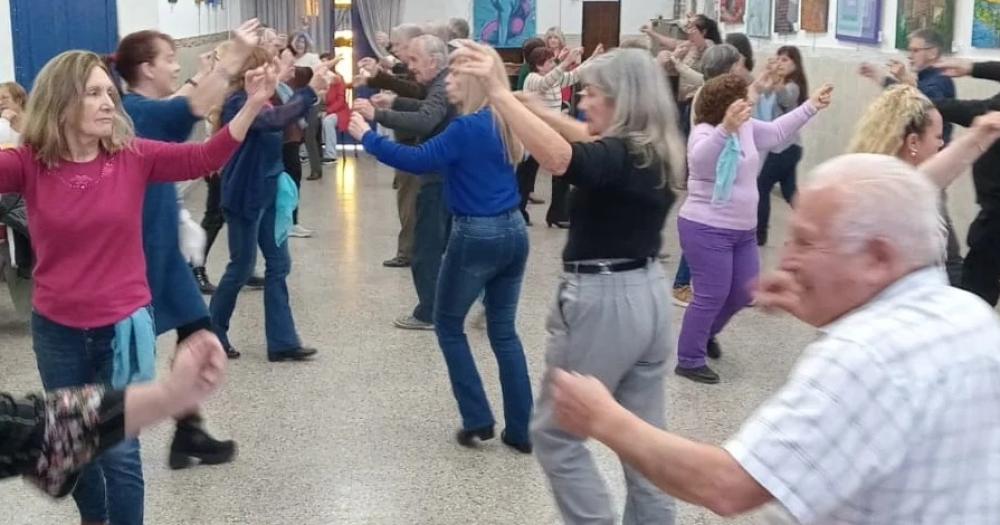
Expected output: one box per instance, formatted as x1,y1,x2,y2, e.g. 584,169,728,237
0,51,272,525
675,74,831,384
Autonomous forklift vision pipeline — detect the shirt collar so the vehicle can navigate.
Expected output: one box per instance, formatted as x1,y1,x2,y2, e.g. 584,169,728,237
819,266,947,335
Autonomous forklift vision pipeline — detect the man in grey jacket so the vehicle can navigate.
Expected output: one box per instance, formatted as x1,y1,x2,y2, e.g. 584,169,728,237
355,34,456,330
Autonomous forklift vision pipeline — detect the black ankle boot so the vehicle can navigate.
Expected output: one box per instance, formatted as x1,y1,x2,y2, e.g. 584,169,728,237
455,426,495,448
169,418,237,470
192,266,217,295
501,430,532,454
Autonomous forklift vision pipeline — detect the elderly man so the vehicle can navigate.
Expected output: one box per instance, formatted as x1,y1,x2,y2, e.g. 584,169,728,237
358,24,426,269
355,35,456,331
551,154,1000,524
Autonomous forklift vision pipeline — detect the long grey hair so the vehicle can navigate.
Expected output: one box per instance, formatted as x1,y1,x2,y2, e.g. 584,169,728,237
578,48,687,187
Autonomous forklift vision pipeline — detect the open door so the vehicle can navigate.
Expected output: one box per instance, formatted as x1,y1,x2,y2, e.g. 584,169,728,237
582,1,620,56
10,0,119,89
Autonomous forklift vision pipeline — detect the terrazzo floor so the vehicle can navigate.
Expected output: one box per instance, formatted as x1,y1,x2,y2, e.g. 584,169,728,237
0,155,819,524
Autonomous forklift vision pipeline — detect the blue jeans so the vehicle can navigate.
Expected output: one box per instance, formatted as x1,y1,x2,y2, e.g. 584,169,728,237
673,255,691,289
434,210,533,443
412,180,452,323
31,312,144,525
210,204,301,355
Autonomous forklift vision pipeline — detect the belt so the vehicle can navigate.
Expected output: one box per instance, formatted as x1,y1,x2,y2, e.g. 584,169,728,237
563,258,649,275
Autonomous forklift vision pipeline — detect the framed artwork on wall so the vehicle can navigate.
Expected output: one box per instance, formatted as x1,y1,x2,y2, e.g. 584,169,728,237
972,0,1000,48
746,0,773,37
474,0,536,49
721,0,747,23
894,0,954,50
801,0,830,31
775,0,800,33
836,0,882,44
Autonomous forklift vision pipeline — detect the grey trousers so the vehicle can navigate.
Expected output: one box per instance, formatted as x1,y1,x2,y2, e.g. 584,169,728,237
532,262,676,525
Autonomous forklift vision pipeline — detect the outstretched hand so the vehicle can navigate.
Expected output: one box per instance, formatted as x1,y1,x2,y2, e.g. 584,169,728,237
348,112,372,141
935,57,974,78
245,63,278,105
809,83,834,110
353,98,376,120
165,330,227,416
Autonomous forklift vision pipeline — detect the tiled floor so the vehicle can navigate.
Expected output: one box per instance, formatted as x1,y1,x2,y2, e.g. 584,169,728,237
0,156,818,524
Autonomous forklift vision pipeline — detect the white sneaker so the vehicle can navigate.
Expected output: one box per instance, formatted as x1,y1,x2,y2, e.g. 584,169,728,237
289,225,314,238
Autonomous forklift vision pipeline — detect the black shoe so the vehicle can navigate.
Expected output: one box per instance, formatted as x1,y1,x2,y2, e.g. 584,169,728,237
707,338,722,360
674,365,720,384
546,221,570,229
382,256,411,268
168,420,238,470
757,229,768,246
455,426,495,448
500,430,532,454
192,267,217,295
246,275,265,288
267,347,318,362
224,345,241,359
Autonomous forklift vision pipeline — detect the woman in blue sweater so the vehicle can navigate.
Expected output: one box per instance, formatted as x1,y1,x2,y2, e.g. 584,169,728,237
348,45,533,453
209,47,325,363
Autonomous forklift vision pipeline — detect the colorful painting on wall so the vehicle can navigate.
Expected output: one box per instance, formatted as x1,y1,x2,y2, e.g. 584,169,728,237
894,0,954,50
801,0,830,31
746,0,773,37
474,0,536,49
972,0,1000,48
775,0,801,33
836,0,882,44
721,0,747,23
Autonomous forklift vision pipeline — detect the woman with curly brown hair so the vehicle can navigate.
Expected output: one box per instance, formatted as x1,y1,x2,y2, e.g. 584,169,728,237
675,73,831,384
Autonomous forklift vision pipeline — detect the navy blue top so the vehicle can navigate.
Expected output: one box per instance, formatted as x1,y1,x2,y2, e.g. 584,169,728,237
123,94,207,335
220,88,317,219
362,109,520,217
888,67,956,143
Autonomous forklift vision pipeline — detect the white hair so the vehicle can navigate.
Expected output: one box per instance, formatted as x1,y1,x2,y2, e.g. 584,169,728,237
390,23,424,44
421,22,452,42
806,153,945,268
411,34,449,70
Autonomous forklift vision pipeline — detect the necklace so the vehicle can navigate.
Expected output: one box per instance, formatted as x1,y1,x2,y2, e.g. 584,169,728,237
49,153,114,191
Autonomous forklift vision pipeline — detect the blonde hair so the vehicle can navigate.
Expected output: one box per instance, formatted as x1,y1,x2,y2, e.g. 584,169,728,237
449,46,524,165
22,51,134,168
848,85,936,156
544,27,566,48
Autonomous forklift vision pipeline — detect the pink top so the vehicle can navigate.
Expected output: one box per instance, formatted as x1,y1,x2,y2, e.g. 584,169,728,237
679,102,817,231
0,127,241,328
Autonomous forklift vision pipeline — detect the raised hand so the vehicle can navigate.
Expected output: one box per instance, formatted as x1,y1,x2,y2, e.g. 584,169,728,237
590,43,605,59
935,57,974,78
197,51,216,78
450,40,509,96
309,62,330,93
858,62,882,81
166,330,228,415
557,46,571,63
971,111,1000,150
567,47,585,66
348,112,372,141
232,18,262,51
371,92,397,109
809,83,834,110
245,65,275,105
722,99,752,134
551,369,619,439
353,98,376,120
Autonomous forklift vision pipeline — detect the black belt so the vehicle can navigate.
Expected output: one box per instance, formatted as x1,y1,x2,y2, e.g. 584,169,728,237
563,259,649,275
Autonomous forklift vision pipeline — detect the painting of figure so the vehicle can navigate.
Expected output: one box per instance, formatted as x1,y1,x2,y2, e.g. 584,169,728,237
721,0,747,23
746,0,773,37
973,0,1000,47
836,0,882,44
474,0,536,48
895,0,954,50
775,0,801,33
801,0,830,31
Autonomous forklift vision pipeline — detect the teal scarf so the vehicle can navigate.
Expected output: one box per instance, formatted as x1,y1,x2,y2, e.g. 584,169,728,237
111,308,156,389
712,134,742,206
274,172,300,246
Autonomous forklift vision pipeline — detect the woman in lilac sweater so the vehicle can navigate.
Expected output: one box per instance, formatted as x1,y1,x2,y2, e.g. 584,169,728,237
676,74,832,384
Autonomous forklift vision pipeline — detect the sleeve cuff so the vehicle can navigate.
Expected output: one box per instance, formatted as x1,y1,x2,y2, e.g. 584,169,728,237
722,439,810,524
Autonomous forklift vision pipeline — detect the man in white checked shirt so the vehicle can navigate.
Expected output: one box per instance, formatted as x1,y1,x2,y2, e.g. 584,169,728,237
549,154,1000,524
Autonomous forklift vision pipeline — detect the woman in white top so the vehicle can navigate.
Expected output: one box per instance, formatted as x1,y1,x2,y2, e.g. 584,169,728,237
523,45,603,227
290,32,321,68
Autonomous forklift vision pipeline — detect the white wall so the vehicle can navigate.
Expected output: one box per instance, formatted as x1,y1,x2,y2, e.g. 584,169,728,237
0,0,13,80
400,0,997,59
156,0,241,39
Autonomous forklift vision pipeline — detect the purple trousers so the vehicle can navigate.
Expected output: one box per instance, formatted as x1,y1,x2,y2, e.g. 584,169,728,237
676,216,759,368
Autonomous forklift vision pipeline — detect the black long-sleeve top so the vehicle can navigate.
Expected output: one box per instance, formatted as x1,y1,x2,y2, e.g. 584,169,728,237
0,386,125,497
934,61,1000,210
